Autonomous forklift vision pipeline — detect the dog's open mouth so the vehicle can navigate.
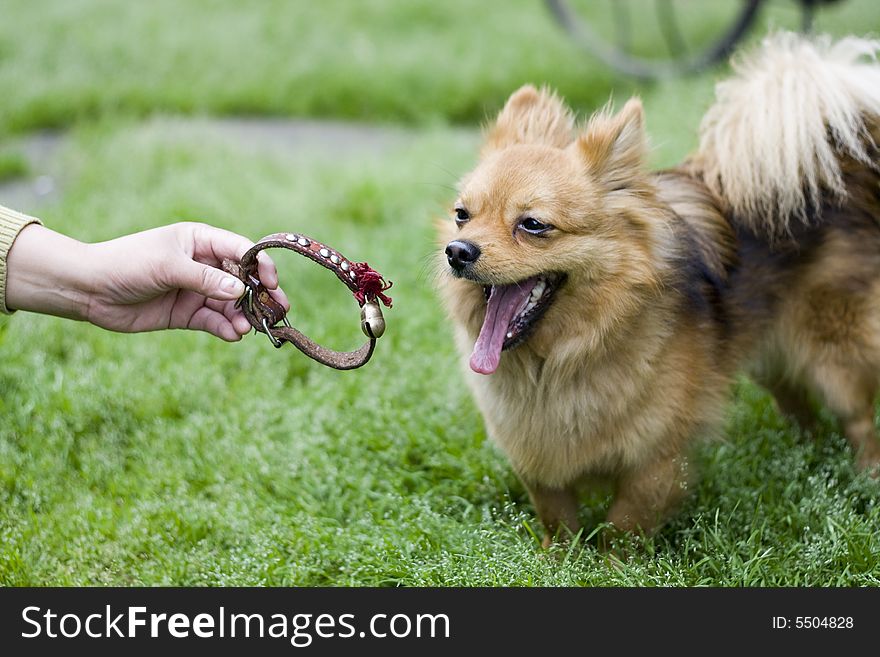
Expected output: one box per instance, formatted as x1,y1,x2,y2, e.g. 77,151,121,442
470,274,564,375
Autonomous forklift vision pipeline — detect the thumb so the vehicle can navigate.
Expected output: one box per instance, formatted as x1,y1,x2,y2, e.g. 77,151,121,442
177,260,245,300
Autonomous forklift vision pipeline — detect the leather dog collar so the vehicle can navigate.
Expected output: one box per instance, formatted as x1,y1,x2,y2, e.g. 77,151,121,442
222,232,392,370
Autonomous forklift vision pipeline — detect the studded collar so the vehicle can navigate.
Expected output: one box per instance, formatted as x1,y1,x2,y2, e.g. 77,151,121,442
222,232,392,370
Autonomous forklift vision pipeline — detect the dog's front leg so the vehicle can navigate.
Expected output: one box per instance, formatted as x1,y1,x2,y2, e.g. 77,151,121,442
605,452,690,538
524,480,580,548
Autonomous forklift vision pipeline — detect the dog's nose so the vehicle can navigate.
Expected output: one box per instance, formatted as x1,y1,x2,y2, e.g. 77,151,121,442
445,240,481,271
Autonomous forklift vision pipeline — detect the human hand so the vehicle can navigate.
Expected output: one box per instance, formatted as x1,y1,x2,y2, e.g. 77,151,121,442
6,222,289,341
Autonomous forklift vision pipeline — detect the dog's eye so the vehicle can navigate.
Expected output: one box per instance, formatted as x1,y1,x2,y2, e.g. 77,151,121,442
519,217,552,235
454,207,470,224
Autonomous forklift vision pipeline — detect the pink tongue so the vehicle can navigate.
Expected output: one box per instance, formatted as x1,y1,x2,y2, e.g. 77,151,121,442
469,278,536,375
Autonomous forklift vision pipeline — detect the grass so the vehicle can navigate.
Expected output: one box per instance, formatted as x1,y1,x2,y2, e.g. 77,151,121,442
1,0,880,586
0,151,27,182
0,0,878,135
1,118,879,586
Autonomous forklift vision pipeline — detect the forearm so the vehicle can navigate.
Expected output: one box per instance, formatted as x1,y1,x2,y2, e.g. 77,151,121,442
5,223,93,320
1,216,281,341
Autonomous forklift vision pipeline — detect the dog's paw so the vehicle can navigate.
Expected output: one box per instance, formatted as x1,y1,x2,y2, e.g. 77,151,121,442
855,447,880,478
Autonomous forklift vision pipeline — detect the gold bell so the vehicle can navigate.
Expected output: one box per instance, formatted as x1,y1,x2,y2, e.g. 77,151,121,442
360,301,385,339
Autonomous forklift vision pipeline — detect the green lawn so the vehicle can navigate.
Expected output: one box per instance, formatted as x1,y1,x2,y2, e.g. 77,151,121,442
1,0,877,135
0,150,27,182
1,1,880,585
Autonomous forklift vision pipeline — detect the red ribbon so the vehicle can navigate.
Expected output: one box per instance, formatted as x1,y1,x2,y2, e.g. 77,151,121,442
351,262,393,308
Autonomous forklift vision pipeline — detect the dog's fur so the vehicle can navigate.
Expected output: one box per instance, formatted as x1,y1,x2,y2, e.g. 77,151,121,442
438,33,880,544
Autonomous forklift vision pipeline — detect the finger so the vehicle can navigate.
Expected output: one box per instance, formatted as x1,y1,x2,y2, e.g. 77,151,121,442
230,312,252,335
172,292,246,338
268,285,290,312
189,223,256,265
176,259,245,301
168,290,210,331
207,298,253,335
201,271,289,314
256,251,279,290
188,223,280,291
186,306,242,342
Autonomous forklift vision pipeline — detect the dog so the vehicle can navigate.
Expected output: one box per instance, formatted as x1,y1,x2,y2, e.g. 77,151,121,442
438,33,880,545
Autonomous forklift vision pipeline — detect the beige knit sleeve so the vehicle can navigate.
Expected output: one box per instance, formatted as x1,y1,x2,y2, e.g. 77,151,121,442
0,204,43,314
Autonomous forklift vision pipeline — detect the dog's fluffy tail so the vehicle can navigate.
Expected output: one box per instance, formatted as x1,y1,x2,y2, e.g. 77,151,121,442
696,32,880,239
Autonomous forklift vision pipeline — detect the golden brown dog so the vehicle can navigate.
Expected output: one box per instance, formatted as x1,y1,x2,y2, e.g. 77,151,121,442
438,33,880,545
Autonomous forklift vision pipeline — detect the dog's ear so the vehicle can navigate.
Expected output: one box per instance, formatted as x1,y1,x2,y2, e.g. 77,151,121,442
482,85,574,155
575,98,647,190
